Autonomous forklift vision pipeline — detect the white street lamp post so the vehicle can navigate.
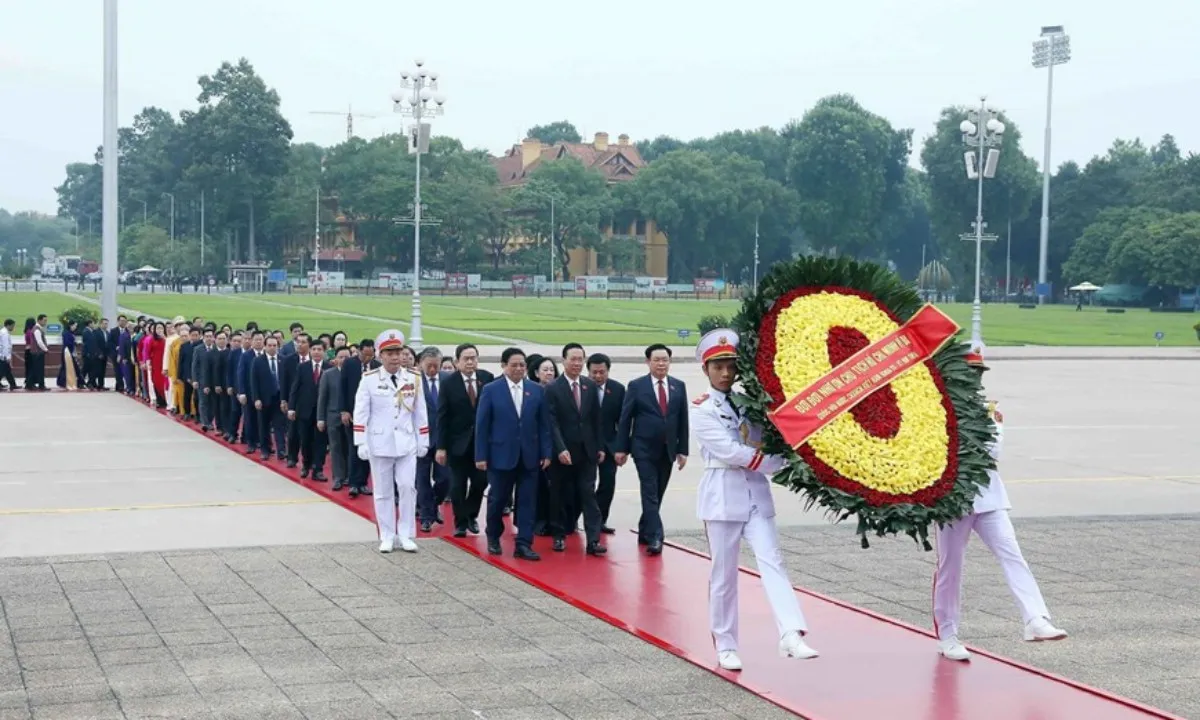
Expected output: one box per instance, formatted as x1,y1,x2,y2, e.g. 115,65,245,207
1033,26,1070,304
162,192,175,247
959,97,1005,351
100,0,119,324
392,59,445,349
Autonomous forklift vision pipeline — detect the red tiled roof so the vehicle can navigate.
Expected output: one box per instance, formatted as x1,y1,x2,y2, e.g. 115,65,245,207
492,135,646,187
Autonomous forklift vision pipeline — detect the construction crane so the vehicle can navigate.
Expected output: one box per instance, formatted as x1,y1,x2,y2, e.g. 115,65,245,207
309,104,380,141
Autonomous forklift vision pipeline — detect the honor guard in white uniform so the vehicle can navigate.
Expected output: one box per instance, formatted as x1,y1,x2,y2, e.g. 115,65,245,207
691,328,818,672
932,347,1066,661
353,329,430,554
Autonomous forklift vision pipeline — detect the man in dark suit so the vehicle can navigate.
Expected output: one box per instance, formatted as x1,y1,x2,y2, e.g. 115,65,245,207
209,330,230,437
544,343,606,555
108,315,126,393
435,343,495,537
588,352,625,534
237,331,263,454
81,319,106,390
224,332,244,442
279,322,304,358
340,339,380,498
416,347,450,532
616,343,689,555
191,328,216,431
318,346,350,490
288,340,328,480
280,333,311,468
250,335,286,461
475,347,552,561
179,326,200,421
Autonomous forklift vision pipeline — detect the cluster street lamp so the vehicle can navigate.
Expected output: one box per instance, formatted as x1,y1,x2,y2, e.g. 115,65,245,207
391,58,446,349
1032,25,1071,304
959,97,1006,351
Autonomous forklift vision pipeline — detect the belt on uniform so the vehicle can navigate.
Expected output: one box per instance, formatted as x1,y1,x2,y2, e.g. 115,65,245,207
704,459,733,469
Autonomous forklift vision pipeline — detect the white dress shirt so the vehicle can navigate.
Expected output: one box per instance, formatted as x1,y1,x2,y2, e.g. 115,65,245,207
0,327,11,361
508,379,523,418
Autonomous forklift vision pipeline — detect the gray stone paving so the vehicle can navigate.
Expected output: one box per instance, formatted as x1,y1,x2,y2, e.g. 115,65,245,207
0,541,796,720
676,515,1200,720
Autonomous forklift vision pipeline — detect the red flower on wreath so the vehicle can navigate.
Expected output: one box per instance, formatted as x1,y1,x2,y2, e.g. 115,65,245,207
755,286,960,507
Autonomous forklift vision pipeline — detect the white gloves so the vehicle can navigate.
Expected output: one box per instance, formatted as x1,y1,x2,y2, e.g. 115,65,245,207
357,444,370,461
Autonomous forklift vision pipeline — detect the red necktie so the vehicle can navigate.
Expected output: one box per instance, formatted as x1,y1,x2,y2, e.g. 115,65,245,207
657,379,668,416
313,365,320,383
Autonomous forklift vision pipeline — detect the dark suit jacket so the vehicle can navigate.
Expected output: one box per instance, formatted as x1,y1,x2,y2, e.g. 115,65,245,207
288,359,328,420
237,349,258,397
226,347,243,391
107,328,121,359
436,369,495,458
207,347,228,392
545,374,603,459
596,379,626,455
420,371,450,448
117,330,132,364
316,366,343,423
178,340,197,381
82,328,105,359
339,356,381,415
279,353,303,406
250,352,282,406
475,377,552,471
616,374,689,459
191,343,213,388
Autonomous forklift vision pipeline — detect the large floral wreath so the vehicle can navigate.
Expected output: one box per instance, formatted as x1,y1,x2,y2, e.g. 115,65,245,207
732,256,995,549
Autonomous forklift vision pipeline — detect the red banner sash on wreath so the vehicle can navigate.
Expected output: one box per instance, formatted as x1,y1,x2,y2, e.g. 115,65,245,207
767,304,960,448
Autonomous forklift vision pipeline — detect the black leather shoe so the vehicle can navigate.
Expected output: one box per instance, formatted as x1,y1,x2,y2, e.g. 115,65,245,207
601,525,616,535
552,538,566,552
453,528,467,538
587,542,608,556
299,467,309,479
420,521,432,533
287,460,297,469
332,480,344,491
487,541,502,555
467,520,480,535
514,546,540,561
648,541,663,555
312,472,326,482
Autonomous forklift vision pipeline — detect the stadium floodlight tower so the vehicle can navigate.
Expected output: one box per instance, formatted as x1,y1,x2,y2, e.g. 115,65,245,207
391,59,446,349
1032,25,1070,304
959,98,1005,352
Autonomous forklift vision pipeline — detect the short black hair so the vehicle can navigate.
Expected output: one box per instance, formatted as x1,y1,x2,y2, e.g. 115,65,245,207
335,346,350,356
289,322,304,332
117,314,127,321
586,352,611,369
562,342,584,359
37,314,46,321
203,327,214,336
455,343,478,360
3,318,14,329
216,330,227,339
251,330,264,339
645,343,672,359
311,340,326,350
501,347,525,365
360,338,374,349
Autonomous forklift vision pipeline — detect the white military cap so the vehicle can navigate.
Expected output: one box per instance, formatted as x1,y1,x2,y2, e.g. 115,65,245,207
375,329,406,352
695,328,739,365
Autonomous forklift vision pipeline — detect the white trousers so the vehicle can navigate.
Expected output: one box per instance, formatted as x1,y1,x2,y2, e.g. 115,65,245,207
705,509,807,653
369,454,417,544
933,509,1050,640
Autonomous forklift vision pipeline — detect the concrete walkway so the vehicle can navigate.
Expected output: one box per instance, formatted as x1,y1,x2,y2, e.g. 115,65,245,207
0,393,373,558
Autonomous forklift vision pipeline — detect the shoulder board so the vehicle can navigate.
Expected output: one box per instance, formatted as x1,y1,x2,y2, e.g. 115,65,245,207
691,393,709,406
364,368,381,376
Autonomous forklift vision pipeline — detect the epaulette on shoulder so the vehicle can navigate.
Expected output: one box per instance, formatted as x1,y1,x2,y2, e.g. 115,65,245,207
691,392,710,407
364,367,381,376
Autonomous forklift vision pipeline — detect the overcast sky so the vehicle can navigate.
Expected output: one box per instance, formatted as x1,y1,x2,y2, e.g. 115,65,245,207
2,0,1198,214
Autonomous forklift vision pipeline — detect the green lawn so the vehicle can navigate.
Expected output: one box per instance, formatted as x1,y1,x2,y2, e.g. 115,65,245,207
2,291,1197,347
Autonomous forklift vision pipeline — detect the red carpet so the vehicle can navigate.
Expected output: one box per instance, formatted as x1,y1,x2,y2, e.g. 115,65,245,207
134,396,1180,720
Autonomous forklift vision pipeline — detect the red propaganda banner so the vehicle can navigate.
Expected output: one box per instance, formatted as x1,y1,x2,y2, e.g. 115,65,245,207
768,305,959,449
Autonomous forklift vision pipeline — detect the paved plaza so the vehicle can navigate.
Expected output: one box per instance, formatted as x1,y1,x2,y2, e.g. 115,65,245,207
1,356,1198,718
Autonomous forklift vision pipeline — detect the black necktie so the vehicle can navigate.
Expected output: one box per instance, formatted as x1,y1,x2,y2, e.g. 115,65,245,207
390,374,398,388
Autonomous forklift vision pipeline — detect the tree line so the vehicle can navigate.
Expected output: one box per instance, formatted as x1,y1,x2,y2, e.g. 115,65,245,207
8,57,1196,295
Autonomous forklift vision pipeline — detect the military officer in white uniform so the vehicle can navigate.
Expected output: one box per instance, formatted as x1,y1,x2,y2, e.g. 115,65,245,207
353,329,430,553
932,347,1066,661
691,328,818,672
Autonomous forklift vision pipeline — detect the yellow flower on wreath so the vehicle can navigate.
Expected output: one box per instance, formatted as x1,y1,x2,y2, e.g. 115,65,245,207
772,291,951,496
